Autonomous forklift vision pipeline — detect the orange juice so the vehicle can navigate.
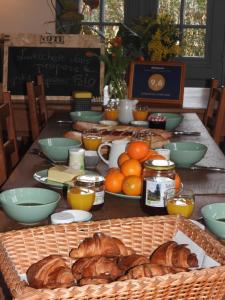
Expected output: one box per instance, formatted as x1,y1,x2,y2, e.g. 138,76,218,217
166,197,194,218
82,135,102,150
133,110,149,121
104,109,119,121
67,187,95,211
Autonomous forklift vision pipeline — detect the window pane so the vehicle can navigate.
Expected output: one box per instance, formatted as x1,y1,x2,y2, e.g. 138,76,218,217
182,28,206,57
88,25,119,39
104,25,120,39
158,0,181,24
184,0,207,25
104,0,124,23
81,2,100,22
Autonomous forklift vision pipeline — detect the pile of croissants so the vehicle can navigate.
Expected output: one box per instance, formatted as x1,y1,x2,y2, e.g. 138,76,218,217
26,232,198,289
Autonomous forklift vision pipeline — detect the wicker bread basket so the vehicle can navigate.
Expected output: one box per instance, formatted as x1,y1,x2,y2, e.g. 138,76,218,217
0,215,225,300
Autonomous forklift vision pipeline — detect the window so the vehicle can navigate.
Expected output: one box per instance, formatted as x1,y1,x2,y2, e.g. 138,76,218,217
81,0,124,39
55,0,124,39
158,0,208,58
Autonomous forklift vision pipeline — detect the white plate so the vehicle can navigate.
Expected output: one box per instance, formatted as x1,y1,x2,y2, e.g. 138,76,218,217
105,190,141,200
33,169,98,189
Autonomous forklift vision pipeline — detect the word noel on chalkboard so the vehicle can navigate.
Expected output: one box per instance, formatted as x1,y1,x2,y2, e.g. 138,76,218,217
2,34,104,100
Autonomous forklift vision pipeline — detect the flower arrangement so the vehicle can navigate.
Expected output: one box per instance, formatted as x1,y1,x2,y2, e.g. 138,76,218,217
87,25,142,100
131,13,181,61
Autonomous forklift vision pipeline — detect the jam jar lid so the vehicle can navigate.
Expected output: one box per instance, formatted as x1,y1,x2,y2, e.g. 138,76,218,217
144,159,175,170
76,175,104,184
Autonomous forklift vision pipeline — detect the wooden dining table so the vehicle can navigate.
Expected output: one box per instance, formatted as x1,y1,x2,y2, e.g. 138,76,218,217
1,112,225,299
2,112,225,232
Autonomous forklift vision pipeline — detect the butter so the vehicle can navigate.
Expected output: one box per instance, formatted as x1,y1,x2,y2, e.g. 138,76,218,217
48,166,84,183
73,91,92,99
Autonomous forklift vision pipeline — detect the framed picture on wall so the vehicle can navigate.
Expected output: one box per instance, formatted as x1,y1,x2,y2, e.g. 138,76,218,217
128,61,186,107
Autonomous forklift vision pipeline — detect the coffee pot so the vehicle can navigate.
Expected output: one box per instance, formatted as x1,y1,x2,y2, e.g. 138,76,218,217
118,99,138,124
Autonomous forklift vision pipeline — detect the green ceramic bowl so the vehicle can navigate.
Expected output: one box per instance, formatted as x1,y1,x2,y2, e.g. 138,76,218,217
201,203,225,239
164,141,207,167
0,187,60,224
38,137,81,163
70,111,103,123
151,113,183,131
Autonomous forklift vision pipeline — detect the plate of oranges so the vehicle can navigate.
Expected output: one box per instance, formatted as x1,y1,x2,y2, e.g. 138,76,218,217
104,141,172,199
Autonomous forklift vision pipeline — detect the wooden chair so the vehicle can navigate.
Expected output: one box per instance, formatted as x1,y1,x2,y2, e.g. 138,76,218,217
203,78,225,144
0,92,19,185
26,74,48,141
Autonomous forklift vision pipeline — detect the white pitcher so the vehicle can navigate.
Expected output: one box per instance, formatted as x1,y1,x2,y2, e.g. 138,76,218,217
97,139,129,168
118,99,138,124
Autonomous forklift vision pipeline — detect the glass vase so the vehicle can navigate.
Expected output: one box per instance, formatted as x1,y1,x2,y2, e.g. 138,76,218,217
109,76,128,100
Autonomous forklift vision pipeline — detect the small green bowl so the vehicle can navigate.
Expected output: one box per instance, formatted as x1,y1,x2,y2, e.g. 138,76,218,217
70,111,103,123
164,141,207,167
201,203,225,239
0,187,60,224
38,137,81,163
151,112,183,131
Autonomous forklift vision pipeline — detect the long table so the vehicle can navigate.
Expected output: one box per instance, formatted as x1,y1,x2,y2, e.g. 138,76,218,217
1,112,225,230
1,112,225,299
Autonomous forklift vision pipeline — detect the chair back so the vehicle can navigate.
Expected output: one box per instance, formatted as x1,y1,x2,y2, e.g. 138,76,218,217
26,74,48,141
0,92,19,185
203,79,225,144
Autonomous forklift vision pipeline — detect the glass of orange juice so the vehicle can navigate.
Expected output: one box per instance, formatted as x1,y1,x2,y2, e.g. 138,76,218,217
67,185,95,211
104,108,119,121
164,188,195,218
82,130,102,151
133,106,149,121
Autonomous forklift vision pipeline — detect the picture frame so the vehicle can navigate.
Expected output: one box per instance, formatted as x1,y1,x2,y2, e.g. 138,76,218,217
128,61,186,107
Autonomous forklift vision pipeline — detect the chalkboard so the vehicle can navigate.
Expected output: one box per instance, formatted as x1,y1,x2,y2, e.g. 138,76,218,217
2,34,103,100
128,61,185,107
7,46,100,97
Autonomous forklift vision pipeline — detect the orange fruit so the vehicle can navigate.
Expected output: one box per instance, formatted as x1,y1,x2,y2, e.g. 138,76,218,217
122,175,142,196
120,158,142,177
118,152,130,167
139,149,158,163
148,154,167,160
175,173,182,192
126,141,149,160
107,167,121,175
105,169,125,193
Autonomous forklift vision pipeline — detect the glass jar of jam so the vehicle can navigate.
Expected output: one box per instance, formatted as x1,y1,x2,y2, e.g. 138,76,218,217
140,159,176,215
76,175,105,210
148,115,166,129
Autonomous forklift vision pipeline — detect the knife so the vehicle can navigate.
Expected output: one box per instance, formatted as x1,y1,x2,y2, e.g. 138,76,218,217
172,131,201,136
188,165,225,172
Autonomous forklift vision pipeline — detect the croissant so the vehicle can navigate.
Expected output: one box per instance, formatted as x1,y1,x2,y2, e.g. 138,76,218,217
79,275,113,286
27,255,74,289
70,232,135,259
150,241,198,269
72,256,123,281
118,263,187,281
117,254,150,272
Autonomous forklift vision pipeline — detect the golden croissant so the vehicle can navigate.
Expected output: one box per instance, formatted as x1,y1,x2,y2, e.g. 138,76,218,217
72,256,123,281
118,263,187,281
26,255,74,289
150,241,198,268
70,232,135,258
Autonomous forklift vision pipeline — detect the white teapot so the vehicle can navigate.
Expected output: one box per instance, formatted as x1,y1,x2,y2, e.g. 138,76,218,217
118,99,138,124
